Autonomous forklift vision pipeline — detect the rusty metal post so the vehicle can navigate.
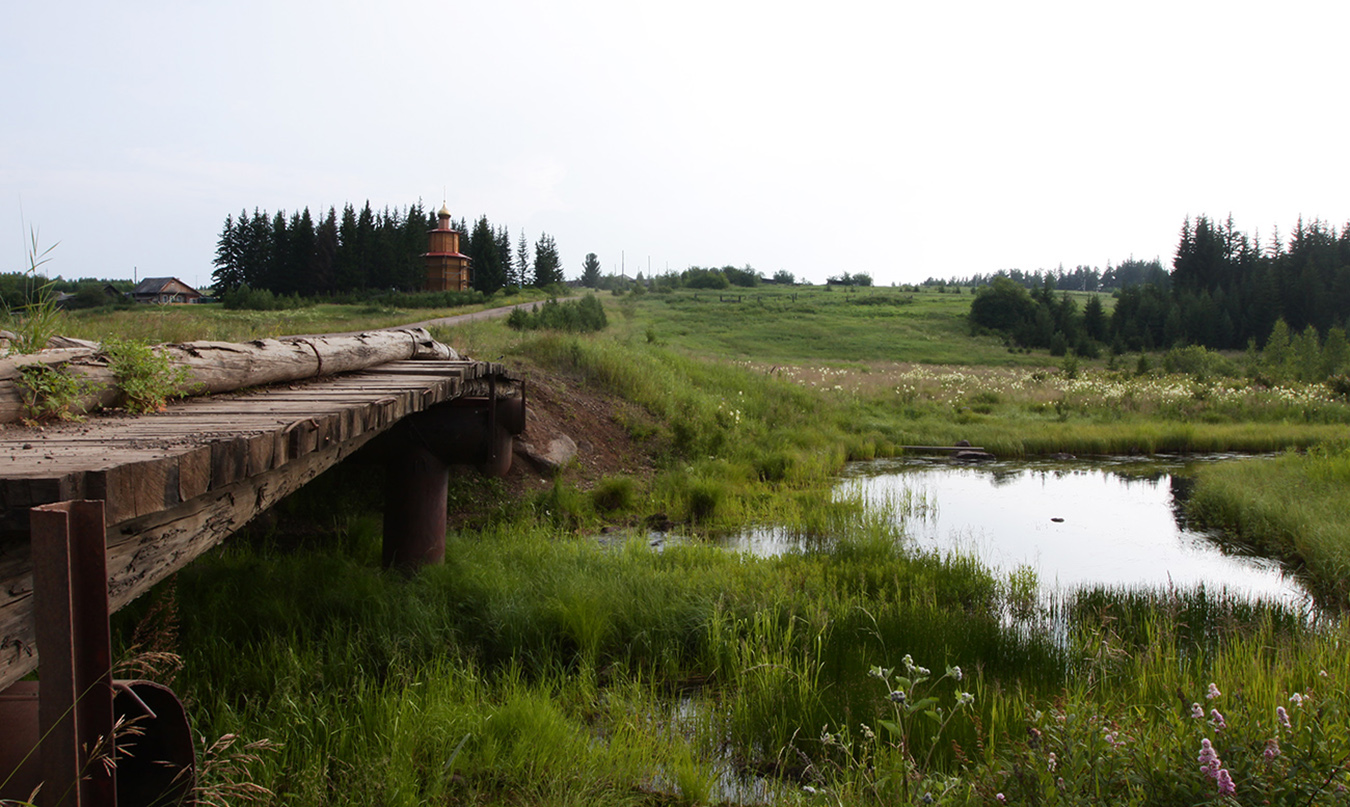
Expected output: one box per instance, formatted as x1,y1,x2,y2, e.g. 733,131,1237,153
382,443,450,571
486,375,498,470
30,500,116,807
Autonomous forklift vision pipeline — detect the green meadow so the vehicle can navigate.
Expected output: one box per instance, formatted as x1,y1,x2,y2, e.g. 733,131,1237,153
50,287,1350,805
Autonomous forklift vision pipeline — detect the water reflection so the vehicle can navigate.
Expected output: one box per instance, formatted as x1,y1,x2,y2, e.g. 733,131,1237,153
728,455,1313,608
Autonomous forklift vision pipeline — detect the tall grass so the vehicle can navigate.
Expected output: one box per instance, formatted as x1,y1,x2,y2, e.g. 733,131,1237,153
114,482,1062,803
1187,445,1350,607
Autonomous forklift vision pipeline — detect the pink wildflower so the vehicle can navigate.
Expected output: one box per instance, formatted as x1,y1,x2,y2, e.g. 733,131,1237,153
1191,702,1204,719
1216,768,1235,796
1210,709,1226,731
1264,738,1280,762
1290,692,1304,707
1277,706,1290,728
1198,738,1222,780
1207,682,1222,700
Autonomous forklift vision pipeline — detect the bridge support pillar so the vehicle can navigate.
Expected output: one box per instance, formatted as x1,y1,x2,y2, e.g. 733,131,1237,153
382,444,450,571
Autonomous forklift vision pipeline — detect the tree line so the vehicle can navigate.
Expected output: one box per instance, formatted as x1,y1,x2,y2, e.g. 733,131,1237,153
211,203,562,296
1112,215,1350,354
938,259,1168,294
969,215,1350,373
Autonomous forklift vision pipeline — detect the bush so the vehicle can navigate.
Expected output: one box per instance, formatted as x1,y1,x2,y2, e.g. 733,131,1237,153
101,338,194,413
506,295,608,333
683,267,729,290
221,284,308,311
1163,344,1238,379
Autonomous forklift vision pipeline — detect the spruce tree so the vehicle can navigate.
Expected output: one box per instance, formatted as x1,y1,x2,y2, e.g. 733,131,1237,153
211,213,246,292
398,202,428,291
278,208,313,296
314,207,339,296
468,215,505,293
532,233,562,287
516,232,531,287
496,226,514,288
355,202,376,288
335,204,362,291
240,211,271,291
1082,295,1106,342
581,253,602,288
262,210,288,293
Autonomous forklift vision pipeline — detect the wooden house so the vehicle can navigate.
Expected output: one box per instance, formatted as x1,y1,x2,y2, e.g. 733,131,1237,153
128,277,201,304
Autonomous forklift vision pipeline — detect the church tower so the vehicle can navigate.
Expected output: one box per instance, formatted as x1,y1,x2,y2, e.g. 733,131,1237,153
424,204,471,291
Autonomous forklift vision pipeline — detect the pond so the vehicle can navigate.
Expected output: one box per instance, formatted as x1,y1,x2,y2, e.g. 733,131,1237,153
727,455,1315,608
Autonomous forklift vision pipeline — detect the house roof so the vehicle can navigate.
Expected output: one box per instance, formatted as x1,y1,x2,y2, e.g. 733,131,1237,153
130,277,199,295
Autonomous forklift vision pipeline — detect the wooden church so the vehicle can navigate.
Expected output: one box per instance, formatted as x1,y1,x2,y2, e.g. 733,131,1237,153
424,204,472,292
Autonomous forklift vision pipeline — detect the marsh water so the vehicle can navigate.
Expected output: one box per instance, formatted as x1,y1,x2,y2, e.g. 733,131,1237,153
727,454,1314,608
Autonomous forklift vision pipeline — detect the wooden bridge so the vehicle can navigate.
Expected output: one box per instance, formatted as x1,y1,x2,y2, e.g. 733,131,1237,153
0,339,524,805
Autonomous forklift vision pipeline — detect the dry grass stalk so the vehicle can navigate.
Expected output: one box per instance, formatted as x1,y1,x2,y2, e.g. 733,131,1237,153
193,734,279,807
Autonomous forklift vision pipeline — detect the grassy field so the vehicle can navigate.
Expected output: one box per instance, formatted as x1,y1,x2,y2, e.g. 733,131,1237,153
16,286,1350,805
608,287,1035,366
48,289,557,344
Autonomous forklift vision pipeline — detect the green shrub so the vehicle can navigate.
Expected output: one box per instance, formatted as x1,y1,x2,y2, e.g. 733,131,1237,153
101,338,194,413
1163,344,1238,379
506,295,608,333
16,362,91,421
221,284,308,311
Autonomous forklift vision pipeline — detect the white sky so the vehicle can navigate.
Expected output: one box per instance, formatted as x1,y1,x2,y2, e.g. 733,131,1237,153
4,1,1349,290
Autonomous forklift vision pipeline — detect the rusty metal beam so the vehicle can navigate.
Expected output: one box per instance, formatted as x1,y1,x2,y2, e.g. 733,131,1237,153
31,500,116,807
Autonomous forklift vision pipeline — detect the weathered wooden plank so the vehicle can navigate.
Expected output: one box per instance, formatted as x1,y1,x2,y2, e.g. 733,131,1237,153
246,432,276,476
179,446,212,501
86,457,177,525
209,436,249,490
285,418,319,459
